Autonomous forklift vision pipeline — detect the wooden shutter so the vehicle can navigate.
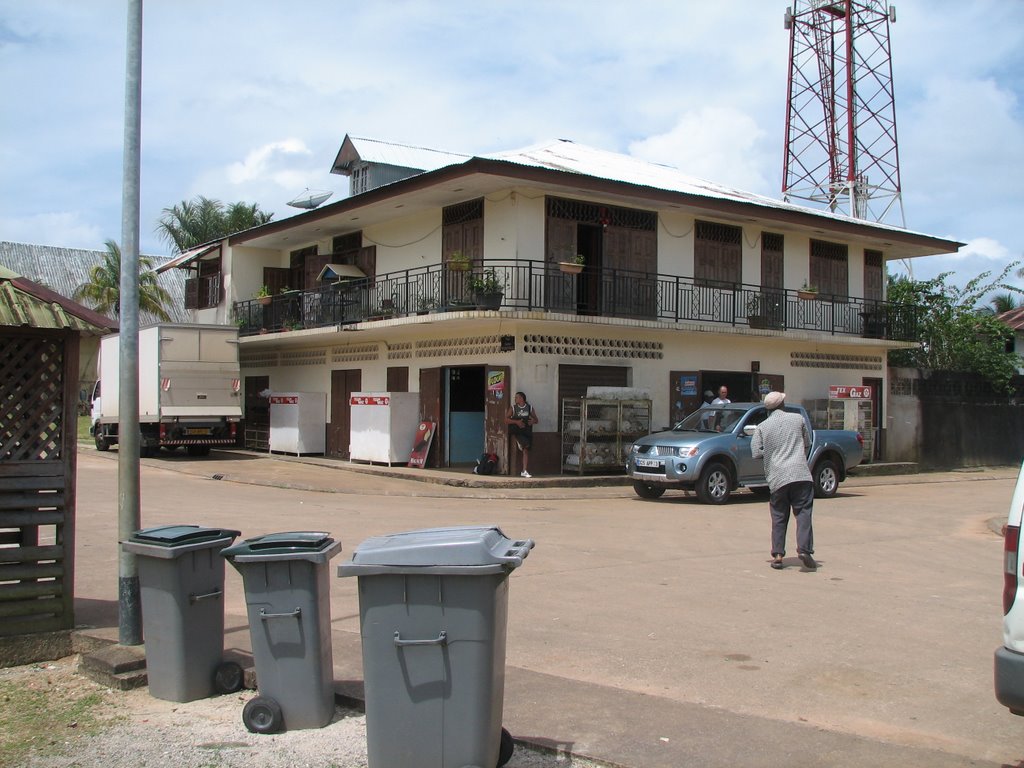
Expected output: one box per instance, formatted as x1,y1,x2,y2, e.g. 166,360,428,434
418,367,443,467
263,267,291,295
184,277,199,309
864,249,883,303
485,366,511,474
761,232,784,289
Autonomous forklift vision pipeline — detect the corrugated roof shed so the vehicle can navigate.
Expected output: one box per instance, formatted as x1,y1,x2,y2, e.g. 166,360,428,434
0,266,115,333
0,241,189,324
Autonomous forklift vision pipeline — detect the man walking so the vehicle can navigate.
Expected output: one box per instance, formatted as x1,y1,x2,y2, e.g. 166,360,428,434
750,391,816,570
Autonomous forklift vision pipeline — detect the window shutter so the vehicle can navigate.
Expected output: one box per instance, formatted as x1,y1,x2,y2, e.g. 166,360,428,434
185,277,199,309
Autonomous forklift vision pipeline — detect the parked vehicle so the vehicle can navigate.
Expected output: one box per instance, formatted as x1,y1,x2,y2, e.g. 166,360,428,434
625,402,864,504
90,324,242,457
995,460,1024,715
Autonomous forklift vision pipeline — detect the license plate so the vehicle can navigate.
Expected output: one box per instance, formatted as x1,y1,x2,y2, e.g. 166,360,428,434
186,428,212,436
636,458,663,468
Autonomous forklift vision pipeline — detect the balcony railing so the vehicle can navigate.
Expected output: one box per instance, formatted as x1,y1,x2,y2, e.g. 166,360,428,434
232,259,918,341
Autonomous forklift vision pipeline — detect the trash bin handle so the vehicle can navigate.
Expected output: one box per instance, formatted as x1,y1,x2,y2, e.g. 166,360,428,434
189,588,223,604
393,630,448,647
259,607,302,620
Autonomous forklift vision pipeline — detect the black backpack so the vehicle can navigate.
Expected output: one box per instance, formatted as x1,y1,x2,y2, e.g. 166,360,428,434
474,452,498,475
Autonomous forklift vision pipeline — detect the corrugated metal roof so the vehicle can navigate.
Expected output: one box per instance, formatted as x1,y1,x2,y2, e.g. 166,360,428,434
998,307,1024,331
155,242,220,274
0,241,189,324
0,269,115,333
486,139,928,238
332,135,469,175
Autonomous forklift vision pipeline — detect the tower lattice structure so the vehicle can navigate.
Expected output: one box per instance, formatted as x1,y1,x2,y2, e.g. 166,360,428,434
782,1,905,226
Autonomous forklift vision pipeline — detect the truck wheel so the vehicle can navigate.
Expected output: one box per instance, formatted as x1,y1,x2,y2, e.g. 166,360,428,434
187,446,211,457
813,458,839,498
94,431,110,452
242,696,284,734
633,481,666,500
497,727,514,767
696,462,731,505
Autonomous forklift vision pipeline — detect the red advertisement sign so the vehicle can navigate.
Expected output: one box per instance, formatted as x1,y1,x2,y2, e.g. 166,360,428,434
408,421,436,468
350,395,390,406
829,385,873,400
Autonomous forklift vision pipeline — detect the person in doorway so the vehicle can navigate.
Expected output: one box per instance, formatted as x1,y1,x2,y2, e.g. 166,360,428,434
750,391,817,571
506,391,539,478
712,385,731,404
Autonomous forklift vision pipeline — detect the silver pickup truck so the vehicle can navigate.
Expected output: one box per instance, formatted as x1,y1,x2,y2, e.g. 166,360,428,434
625,402,864,504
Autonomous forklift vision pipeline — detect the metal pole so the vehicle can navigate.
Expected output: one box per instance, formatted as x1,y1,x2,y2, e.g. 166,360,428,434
118,0,143,646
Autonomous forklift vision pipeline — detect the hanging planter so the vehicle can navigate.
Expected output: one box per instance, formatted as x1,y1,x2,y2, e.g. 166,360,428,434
558,262,584,275
797,283,819,300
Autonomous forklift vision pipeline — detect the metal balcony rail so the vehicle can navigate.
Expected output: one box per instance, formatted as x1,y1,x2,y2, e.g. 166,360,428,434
232,259,918,341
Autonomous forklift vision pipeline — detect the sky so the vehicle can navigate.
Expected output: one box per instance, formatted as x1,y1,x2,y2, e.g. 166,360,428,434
1,1,1022,301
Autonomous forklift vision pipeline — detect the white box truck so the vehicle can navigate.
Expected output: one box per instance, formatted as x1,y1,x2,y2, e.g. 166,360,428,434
90,324,242,456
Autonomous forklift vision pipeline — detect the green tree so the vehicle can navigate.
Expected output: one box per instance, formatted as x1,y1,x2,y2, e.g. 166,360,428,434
156,196,273,254
73,239,172,321
887,262,1022,392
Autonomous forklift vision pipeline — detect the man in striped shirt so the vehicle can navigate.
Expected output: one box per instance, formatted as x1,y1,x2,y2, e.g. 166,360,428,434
750,391,817,571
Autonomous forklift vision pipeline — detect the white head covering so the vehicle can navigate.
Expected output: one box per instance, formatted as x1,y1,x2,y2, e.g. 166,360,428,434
764,391,786,410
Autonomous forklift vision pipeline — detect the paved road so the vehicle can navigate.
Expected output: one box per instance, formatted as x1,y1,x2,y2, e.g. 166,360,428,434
73,449,1022,767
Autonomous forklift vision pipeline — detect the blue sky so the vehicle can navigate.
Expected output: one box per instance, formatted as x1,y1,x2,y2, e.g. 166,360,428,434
1,1,1022,297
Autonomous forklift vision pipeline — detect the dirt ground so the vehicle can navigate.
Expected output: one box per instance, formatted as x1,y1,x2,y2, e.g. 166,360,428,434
1,656,605,768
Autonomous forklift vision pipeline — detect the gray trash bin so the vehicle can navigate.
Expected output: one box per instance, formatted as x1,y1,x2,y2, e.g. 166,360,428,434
121,524,241,703
221,531,341,733
338,525,534,768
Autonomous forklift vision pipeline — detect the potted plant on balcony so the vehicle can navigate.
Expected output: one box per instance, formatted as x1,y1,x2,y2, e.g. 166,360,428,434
445,250,472,271
558,253,586,274
468,267,505,310
797,281,819,300
254,285,272,305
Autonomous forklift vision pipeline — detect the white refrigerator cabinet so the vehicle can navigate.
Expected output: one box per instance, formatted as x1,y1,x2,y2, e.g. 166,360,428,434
349,392,420,465
269,392,326,455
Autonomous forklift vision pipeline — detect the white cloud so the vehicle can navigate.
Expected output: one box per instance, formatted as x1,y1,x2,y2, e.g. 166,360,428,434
0,212,101,249
628,107,771,193
225,140,312,185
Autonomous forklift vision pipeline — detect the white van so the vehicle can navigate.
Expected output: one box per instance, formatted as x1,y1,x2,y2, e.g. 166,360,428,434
996,459,1024,714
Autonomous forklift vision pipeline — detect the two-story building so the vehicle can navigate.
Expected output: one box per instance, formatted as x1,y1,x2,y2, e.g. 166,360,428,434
158,135,962,474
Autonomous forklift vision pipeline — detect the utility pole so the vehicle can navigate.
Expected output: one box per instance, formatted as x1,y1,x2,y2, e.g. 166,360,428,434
118,0,143,646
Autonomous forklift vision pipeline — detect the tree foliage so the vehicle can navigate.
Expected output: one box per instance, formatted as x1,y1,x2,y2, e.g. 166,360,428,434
156,195,274,254
73,239,172,321
887,262,1022,392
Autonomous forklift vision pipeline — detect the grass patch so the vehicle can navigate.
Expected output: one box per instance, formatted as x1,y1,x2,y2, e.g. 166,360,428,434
78,414,92,441
0,670,112,765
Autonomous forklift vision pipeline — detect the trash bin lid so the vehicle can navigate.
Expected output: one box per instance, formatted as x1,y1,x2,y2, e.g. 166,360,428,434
338,525,534,576
122,525,241,558
221,531,342,564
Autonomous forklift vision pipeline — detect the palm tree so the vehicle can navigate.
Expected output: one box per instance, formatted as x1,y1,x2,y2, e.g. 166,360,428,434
156,196,273,254
990,293,1020,314
73,239,172,320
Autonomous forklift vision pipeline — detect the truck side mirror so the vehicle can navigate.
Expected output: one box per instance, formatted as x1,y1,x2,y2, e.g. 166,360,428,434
742,425,757,437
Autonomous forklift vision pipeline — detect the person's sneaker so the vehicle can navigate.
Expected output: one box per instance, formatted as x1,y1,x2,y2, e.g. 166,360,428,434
799,552,817,570
520,470,532,478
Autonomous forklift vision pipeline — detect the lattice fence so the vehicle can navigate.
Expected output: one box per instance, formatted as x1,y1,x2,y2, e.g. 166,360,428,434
0,330,77,636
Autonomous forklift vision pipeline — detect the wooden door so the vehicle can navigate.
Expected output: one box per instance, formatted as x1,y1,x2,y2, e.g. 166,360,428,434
328,369,361,458
485,366,511,474
418,367,443,468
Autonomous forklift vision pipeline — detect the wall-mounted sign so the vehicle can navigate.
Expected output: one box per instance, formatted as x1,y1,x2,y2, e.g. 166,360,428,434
487,370,505,394
500,335,515,352
829,385,873,399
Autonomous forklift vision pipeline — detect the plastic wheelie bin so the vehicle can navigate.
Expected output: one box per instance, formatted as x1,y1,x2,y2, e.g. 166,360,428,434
121,525,243,702
338,525,534,768
221,531,342,734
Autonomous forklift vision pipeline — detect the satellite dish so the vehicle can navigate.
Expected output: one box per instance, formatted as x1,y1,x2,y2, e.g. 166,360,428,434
287,189,333,210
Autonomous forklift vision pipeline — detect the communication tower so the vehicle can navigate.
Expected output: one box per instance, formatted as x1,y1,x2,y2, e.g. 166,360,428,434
782,1,905,226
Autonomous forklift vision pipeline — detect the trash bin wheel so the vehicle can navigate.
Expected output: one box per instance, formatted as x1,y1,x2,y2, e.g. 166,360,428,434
497,727,514,767
243,695,284,734
213,661,244,694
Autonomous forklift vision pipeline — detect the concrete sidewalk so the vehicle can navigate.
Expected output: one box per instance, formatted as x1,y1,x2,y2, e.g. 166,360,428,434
74,447,1019,768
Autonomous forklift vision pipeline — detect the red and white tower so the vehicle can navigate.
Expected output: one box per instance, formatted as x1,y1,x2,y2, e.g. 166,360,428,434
782,1,905,226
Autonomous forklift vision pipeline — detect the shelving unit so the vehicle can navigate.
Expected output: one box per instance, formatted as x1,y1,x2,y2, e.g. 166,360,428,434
561,398,652,474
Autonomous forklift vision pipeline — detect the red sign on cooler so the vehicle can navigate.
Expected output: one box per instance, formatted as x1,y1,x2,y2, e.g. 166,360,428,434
350,395,390,406
270,395,299,405
828,385,873,400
